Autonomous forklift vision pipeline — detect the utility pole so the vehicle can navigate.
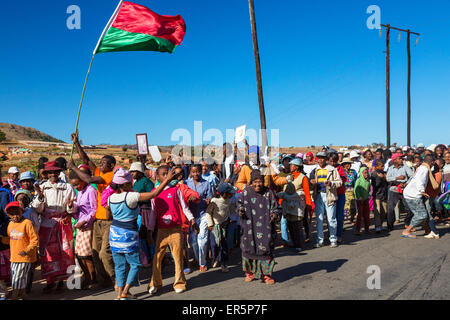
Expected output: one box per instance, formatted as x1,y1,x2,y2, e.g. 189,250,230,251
385,24,391,148
380,24,420,148
248,0,268,155
407,30,411,147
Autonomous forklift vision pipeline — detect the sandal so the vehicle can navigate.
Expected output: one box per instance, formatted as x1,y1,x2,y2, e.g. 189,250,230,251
401,234,417,239
264,276,275,285
245,272,255,283
120,293,137,300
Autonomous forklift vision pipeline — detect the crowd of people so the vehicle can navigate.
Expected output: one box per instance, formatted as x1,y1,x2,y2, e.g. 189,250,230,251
0,133,449,300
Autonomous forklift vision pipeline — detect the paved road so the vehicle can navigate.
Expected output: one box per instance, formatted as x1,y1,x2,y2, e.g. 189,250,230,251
25,216,450,300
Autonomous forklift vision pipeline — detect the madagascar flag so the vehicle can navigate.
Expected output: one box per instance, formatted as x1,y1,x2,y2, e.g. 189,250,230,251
94,1,186,54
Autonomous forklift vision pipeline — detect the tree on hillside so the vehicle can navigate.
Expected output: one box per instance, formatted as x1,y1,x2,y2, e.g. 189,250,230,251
0,130,6,143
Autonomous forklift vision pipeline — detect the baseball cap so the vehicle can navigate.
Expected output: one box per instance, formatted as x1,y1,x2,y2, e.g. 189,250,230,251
316,152,328,158
417,143,425,148
350,151,359,159
8,167,19,174
391,153,405,161
217,182,236,194
289,158,303,166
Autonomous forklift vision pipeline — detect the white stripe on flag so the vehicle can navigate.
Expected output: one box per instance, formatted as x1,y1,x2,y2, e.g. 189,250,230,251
93,0,124,55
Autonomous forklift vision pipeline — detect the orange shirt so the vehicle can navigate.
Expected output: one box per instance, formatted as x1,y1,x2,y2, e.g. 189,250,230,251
94,168,114,220
7,219,38,263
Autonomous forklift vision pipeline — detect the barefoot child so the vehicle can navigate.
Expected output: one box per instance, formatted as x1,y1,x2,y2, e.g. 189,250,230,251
5,201,38,300
206,182,236,272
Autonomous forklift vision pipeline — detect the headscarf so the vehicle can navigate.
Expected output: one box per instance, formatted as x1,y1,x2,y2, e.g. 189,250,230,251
354,167,371,200
250,170,263,184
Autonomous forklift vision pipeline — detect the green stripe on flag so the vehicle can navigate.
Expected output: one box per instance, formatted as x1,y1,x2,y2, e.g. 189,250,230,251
96,27,178,54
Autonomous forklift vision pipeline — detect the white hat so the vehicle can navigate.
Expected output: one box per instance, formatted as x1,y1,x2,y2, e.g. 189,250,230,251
427,144,437,152
8,167,19,174
402,146,409,151
129,162,145,173
350,151,359,159
417,143,425,148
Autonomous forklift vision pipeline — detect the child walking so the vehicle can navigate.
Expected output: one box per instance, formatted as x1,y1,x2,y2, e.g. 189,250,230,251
354,167,372,235
206,182,236,273
5,201,38,300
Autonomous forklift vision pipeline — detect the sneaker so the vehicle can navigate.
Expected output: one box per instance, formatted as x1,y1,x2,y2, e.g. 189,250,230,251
183,268,192,275
175,288,186,294
375,227,381,233
314,242,324,248
212,260,220,268
424,231,440,239
199,266,208,273
295,248,302,253
148,286,158,295
221,265,229,273
337,237,343,244
330,242,338,248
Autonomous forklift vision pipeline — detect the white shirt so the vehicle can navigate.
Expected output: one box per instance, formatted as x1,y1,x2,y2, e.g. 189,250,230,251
224,154,234,179
351,161,362,176
403,165,429,200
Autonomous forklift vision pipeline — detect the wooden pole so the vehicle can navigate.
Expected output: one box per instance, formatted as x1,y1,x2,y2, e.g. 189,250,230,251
248,0,268,154
70,54,95,160
386,24,391,148
407,30,411,147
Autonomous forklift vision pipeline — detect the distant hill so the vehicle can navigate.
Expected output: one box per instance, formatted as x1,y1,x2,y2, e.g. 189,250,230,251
0,123,65,143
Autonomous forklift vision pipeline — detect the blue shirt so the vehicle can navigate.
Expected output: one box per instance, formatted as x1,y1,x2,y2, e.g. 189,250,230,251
186,178,213,219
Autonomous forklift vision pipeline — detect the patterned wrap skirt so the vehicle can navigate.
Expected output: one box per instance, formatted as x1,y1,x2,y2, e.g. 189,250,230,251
75,228,93,257
242,256,275,279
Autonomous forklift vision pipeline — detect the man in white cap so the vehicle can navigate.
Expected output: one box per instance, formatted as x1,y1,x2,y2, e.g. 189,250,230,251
7,167,20,195
416,143,425,156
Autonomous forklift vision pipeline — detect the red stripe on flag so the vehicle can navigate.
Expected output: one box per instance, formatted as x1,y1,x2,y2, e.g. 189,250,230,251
112,1,186,46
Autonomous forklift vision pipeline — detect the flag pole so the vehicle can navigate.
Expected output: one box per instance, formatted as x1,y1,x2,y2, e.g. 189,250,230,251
69,0,124,160
69,54,95,160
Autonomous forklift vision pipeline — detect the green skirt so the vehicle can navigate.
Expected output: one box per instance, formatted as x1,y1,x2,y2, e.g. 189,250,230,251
242,257,275,279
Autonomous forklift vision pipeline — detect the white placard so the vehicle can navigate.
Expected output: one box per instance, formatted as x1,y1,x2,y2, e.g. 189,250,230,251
136,134,149,155
148,145,162,162
235,125,246,143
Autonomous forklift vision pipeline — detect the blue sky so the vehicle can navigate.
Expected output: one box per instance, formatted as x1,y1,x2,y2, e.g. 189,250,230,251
1,0,449,147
